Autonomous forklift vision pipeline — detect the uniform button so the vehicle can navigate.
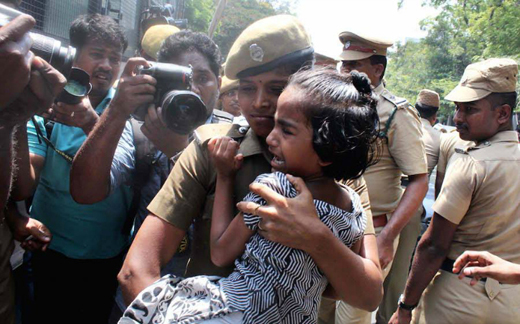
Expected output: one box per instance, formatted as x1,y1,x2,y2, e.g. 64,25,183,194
239,126,248,134
484,141,490,145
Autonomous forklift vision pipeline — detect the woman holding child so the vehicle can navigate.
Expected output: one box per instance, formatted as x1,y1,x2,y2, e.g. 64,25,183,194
119,15,383,324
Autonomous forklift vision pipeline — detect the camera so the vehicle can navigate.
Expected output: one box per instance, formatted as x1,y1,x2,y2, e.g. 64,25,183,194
132,62,208,135
56,67,92,104
0,4,76,77
140,4,188,36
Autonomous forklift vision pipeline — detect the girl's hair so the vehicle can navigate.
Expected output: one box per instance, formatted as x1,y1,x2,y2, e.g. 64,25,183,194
287,67,380,181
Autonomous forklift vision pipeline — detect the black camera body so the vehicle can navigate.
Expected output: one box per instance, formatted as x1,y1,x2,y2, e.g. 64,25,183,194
132,62,208,135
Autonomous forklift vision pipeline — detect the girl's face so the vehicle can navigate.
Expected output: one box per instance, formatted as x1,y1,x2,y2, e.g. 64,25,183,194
266,87,326,179
238,70,289,139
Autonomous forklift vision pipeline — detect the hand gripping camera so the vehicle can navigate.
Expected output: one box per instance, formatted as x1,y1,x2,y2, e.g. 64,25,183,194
0,4,76,78
132,62,208,135
0,4,87,105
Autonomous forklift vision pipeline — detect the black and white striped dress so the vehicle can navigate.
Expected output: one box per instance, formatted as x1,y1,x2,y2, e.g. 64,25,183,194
120,172,366,324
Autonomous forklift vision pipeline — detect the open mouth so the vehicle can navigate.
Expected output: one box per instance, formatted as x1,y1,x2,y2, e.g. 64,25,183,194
94,72,111,82
271,155,285,169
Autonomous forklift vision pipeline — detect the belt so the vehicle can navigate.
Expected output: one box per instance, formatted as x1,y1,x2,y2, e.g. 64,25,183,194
440,258,486,282
373,214,388,228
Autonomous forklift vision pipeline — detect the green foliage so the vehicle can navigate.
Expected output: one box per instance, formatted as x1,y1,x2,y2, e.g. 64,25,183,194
387,0,520,120
183,0,296,59
184,0,215,33
214,0,277,58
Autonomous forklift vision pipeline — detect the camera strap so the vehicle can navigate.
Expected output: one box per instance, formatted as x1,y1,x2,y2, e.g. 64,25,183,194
31,117,74,163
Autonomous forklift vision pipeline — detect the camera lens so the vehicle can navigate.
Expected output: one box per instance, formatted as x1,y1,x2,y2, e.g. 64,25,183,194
161,90,207,135
30,32,76,78
57,68,92,105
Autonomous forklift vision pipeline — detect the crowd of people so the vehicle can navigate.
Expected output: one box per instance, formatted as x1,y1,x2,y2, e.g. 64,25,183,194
0,2,519,324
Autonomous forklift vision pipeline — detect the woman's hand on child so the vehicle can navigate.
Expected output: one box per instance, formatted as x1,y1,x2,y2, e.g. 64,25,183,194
208,136,243,178
237,174,324,252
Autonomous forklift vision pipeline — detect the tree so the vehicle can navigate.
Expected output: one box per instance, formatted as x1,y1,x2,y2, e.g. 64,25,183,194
184,0,215,33
213,0,277,58
184,0,297,59
387,0,520,120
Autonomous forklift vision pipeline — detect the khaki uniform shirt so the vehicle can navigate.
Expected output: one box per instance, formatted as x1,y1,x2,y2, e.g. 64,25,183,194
149,123,375,277
433,131,520,263
421,118,441,176
436,131,472,175
363,84,427,216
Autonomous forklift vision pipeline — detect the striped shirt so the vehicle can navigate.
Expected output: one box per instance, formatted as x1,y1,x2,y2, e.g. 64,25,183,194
220,172,366,324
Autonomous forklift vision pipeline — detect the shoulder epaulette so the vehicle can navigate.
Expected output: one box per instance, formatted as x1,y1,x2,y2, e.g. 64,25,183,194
380,90,409,110
212,109,234,124
194,123,244,144
454,147,469,155
379,90,411,139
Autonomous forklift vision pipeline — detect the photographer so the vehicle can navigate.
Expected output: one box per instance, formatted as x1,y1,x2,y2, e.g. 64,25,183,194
70,30,232,288
0,13,66,323
16,14,129,324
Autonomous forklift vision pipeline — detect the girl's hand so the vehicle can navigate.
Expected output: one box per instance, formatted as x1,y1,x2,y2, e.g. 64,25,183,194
208,136,243,178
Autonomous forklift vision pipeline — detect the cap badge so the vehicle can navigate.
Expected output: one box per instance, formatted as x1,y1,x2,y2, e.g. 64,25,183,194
249,44,264,62
343,41,377,53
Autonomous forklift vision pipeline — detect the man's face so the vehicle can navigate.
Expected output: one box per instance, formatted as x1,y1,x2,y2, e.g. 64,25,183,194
74,39,122,98
340,58,380,86
453,97,502,142
220,89,240,117
165,50,220,115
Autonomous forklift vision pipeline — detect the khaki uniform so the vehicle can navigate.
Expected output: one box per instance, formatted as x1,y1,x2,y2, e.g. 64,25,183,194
436,130,472,177
362,84,427,216
420,119,441,176
149,123,375,278
336,84,427,324
418,130,520,323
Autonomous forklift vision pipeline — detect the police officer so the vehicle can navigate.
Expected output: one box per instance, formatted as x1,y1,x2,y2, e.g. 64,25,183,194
412,90,441,231
119,15,383,311
336,31,429,324
415,89,441,176
390,58,520,324
218,76,240,117
434,129,472,197
139,24,180,61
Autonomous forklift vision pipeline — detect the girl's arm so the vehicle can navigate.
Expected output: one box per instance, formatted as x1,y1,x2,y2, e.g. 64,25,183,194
208,137,254,267
322,238,362,299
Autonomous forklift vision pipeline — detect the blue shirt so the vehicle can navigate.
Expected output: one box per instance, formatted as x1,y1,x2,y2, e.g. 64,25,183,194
27,116,47,157
29,89,132,259
109,110,234,233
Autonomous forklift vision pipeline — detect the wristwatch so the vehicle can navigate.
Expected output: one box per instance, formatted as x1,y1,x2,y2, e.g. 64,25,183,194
398,294,418,311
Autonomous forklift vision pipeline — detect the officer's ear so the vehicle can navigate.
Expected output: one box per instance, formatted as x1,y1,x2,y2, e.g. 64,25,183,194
373,63,384,81
495,103,512,126
217,75,222,91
